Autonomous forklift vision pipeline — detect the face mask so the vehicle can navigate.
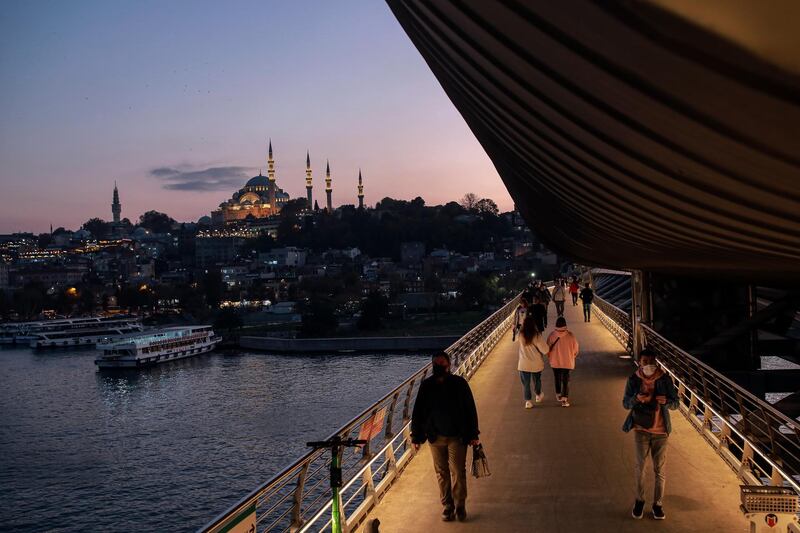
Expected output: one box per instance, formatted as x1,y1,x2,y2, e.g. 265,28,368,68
432,364,448,377
641,364,657,377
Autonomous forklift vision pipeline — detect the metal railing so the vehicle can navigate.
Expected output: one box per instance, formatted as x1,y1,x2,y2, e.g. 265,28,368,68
592,296,631,352
198,296,520,533
593,296,800,495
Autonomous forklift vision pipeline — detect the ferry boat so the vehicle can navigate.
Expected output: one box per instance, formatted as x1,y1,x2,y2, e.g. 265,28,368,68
30,321,144,349
94,326,220,369
1,316,140,345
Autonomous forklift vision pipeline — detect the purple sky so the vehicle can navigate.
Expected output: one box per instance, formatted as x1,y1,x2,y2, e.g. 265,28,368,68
0,0,512,234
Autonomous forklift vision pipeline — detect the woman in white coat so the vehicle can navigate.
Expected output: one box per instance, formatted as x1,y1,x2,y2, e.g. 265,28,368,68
517,315,549,409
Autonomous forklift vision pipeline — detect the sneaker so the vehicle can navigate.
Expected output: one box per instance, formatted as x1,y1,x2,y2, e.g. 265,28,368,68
442,509,455,522
535,393,543,403
632,500,645,519
456,507,467,522
524,400,533,409
652,505,665,520
555,394,562,402
561,398,570,407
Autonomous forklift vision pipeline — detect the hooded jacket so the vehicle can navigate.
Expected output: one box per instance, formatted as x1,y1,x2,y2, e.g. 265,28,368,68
546,327,579,369
622,368,679,434
517,332,548,372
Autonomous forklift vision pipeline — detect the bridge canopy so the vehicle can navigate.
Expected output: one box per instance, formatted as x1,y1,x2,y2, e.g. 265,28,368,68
386,0,800,283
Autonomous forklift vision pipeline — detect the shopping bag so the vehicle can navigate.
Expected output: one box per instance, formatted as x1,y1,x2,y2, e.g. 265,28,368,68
471,444,491,478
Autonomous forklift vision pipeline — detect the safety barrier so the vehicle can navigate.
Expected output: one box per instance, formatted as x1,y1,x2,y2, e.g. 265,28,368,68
593,296,800,496
198,296,520,533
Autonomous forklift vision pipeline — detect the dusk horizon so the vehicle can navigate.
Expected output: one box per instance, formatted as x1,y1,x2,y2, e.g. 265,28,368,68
0,0,512,234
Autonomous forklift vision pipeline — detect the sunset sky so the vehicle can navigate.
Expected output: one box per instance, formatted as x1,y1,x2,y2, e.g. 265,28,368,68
0,0,512,234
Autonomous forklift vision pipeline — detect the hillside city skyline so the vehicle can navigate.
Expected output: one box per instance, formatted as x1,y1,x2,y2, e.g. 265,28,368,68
0,1,513,233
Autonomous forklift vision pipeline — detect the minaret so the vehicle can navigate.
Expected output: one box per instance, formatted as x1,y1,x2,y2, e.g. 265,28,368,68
325,160,332,212
267,139,277,212
112,182,121,223
357,169,364,209
305,151,313,209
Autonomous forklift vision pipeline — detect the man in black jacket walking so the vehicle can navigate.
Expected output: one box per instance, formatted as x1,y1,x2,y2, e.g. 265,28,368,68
579,283,594,322
530,294,548,332
411,351,480,522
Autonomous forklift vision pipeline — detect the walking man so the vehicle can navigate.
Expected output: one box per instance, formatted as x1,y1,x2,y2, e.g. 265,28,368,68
538,281,551,312
552,281,566,316
579,283,594,322
411,351,480,522
530,294,547,332
623,349,679,520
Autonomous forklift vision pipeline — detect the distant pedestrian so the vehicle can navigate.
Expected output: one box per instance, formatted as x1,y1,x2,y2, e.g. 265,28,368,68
547,316,579,407
623,349,679,521
552,281,566,316
579,283,594,322
538,282,551,311
512,296,528,342
517,315,548,408
569,279,580,306
411,351,480,522
530,294,547,332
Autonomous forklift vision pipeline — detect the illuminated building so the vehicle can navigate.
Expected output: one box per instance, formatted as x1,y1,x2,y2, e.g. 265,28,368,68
357,169,364,209
325,160,332,212
306,151,313,208
211,140,290,226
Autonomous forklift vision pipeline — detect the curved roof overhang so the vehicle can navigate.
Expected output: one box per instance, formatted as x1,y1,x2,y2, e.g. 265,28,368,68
387,0,800,284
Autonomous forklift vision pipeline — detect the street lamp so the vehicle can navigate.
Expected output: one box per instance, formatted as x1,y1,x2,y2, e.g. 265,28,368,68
530,272,536,278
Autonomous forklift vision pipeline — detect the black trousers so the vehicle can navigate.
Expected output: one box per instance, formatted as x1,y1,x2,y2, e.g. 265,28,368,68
553,368,571,398
571,293,578,305
583,303,592,321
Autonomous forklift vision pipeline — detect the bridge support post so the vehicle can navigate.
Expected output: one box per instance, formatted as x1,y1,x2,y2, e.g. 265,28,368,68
289,462,310,532
631,270,651,358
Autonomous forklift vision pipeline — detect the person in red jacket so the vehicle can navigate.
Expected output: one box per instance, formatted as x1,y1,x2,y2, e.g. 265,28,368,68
568,279,580,306
547,316,580,407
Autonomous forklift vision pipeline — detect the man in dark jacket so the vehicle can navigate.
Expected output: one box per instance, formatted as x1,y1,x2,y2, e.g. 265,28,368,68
622,349,679,521
411,351,480,522
538,282,551,310
530,294,547,331
579,283,594,322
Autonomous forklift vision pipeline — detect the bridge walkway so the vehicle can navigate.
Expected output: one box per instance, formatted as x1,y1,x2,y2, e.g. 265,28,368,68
367,302,747,532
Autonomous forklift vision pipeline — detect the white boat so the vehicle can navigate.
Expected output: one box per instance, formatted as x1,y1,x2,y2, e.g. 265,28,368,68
30,322,144,349
94,326,221,369
1,316,140,345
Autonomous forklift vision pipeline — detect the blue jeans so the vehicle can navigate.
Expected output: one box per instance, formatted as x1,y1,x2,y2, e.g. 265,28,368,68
519,371,542,400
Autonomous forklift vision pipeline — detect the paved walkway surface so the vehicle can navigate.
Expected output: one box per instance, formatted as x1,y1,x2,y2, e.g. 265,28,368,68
366,303,748,532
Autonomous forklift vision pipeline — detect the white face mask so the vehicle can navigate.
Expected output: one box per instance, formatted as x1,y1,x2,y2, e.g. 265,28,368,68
641,364,657,377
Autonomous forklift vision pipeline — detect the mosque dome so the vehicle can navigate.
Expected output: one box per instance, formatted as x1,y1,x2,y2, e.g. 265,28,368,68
246,174,270,188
